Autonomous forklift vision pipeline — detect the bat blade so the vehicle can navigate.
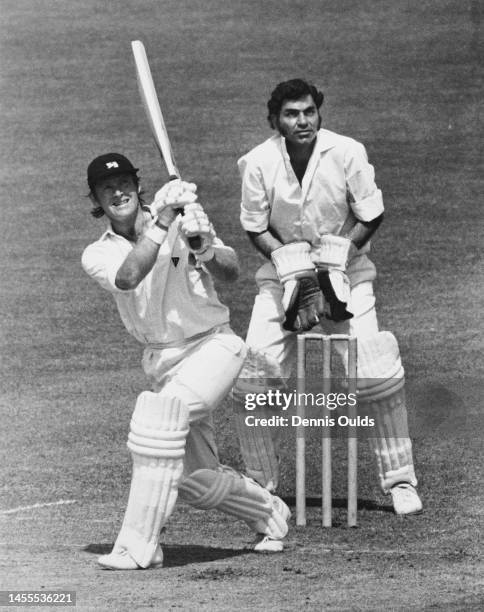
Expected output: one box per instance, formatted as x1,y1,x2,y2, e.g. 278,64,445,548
131,40,180,180
131,40,201,249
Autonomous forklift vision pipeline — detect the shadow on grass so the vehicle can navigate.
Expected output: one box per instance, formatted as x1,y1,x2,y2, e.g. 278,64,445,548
84,543,250,567
283,496,393,512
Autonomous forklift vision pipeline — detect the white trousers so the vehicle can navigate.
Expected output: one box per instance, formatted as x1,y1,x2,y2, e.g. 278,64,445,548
112,326,292,567
143,326,247,475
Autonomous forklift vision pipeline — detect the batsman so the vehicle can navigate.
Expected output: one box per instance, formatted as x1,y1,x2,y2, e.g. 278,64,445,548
82,153,290,569
232,79,423,547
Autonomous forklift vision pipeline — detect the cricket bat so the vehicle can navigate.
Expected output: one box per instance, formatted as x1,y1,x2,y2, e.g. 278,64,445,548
131,40,200,248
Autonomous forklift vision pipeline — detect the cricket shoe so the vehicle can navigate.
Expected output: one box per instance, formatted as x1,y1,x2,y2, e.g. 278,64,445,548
251,534,284,553
252,496,291,553
98,545,163,570
390,483,423,516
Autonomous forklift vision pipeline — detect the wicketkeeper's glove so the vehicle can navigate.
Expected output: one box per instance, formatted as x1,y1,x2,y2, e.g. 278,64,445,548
314,235,354,322
178,202,217,261
271,242,326,332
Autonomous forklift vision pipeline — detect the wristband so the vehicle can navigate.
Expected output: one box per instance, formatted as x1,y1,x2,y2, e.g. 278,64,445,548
145,224,168,245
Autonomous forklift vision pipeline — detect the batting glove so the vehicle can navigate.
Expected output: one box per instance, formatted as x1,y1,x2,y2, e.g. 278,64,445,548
149,180,198,228
179,202,217,261
271,242,326,332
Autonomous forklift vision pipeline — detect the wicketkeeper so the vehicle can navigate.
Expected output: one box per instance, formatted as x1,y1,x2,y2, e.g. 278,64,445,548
232,80,423,547
82,153,290,569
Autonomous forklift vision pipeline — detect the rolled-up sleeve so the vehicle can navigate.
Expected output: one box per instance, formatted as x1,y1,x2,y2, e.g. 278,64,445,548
238,156,271,233
81,242,128,293
345,141,384,222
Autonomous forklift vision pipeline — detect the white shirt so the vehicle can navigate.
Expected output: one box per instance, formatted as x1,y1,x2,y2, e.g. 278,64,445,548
81,219,230,346
238,128,384,284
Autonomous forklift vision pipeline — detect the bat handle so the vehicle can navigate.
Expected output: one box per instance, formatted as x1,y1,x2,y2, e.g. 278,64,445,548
168,176,202,250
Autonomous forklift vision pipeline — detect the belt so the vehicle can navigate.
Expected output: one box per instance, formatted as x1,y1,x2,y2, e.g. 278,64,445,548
145,324,229,350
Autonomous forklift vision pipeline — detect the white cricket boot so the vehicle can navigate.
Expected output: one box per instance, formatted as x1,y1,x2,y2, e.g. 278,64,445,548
390,483,423,515
251,534,284,553
98,544,164,570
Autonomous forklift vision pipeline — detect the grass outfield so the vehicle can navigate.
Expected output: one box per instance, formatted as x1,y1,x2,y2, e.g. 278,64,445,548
0,1,482,610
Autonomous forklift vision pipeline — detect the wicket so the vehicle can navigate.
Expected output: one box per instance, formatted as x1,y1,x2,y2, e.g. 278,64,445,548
296,333,358,527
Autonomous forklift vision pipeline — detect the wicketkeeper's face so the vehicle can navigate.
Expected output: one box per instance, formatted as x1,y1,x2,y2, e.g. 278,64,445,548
92,173,140,222
275,95,320,146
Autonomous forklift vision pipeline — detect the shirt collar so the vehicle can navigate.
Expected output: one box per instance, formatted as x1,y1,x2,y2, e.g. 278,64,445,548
99,210,152,242
99,221,120,241
313,129,338,154
279,128,337,160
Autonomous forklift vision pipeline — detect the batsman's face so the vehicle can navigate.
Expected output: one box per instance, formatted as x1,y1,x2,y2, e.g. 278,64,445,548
93,174,139,221
276,95,320,146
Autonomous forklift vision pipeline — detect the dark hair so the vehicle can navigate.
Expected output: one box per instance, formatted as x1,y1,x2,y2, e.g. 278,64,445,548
89,173,144,218
267,79,324,128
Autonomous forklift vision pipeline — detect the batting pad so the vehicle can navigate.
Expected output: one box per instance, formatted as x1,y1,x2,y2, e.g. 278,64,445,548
365,387,417,492
114,392,189,568
356,332,416,492
231,347,286,400
356,331,405,392
231,348,285,491
179,467,289,539
233,406,280,492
